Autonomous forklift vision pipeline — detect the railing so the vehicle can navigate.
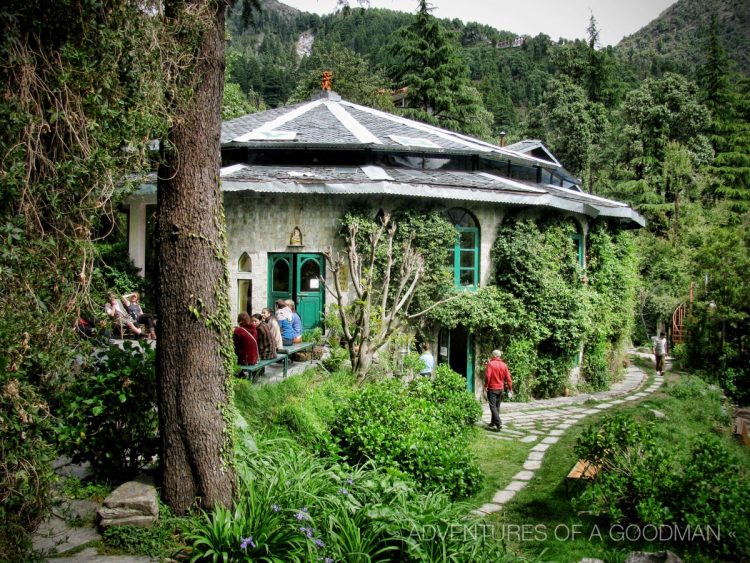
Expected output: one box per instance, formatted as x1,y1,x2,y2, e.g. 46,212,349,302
672,303,688,344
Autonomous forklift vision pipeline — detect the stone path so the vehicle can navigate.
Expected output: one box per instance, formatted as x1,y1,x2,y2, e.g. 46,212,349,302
474,358,665,516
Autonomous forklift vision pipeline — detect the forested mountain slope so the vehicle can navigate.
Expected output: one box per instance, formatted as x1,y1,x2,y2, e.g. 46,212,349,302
616,0,750,77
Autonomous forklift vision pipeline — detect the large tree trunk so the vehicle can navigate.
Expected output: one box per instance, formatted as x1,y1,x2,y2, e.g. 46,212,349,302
156,0,235,514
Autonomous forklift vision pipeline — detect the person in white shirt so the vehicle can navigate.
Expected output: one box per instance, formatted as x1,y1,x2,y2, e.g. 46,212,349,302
653,332,668,375
419,342,435,377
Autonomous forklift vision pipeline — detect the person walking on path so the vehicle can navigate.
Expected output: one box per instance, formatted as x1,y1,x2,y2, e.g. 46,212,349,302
418,342,434,377
484,349,513,431
653,332,668,375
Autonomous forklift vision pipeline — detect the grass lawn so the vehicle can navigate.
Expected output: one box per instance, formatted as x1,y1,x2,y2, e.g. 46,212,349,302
471,366,750,562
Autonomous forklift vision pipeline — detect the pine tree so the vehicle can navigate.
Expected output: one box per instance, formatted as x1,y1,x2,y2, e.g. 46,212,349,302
386,0,493,138
699,17,750,213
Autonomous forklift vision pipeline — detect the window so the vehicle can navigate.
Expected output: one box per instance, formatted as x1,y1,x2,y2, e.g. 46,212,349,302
238,252,252,272
446,208,479,289
237,252,252,315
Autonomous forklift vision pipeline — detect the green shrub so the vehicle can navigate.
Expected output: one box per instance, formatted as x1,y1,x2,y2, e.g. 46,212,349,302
581,335,610,391
58,342,158,480
502,338,537,401
408,363,482,426
333,378,482,499
575,412,750,556
0,375,56,561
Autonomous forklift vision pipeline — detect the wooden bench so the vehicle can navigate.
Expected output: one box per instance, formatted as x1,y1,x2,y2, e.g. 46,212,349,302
566,459,599,495
238,355,288,381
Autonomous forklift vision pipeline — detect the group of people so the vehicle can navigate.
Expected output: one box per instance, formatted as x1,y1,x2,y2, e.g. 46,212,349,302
104,292,157,340
233,299,303,366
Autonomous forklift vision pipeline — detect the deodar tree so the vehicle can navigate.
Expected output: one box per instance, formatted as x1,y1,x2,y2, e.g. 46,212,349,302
156,0,238,513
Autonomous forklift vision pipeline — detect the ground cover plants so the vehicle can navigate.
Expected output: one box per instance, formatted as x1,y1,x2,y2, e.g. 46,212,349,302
187,434,517,562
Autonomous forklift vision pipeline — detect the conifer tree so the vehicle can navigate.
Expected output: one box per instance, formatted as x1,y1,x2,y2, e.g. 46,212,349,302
699,17,750,213
386,0,493,139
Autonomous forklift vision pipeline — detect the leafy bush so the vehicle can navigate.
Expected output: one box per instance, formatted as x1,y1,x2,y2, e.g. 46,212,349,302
333,377,482,499
408,363,482,426
575,412,750,556
58,342,158,480
0,375,56,561
502,338,536,401
581,335,610,391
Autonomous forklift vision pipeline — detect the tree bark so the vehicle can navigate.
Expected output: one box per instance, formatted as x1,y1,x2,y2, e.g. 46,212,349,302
156,0,235,514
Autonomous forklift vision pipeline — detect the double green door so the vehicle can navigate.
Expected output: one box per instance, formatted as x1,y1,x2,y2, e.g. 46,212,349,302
268,253,324,331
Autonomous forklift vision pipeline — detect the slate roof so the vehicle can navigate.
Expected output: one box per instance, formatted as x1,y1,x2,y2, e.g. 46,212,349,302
221,91,551,167
133,92,644,227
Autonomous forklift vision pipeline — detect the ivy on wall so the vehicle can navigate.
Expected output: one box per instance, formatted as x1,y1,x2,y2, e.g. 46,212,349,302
335,208,638,399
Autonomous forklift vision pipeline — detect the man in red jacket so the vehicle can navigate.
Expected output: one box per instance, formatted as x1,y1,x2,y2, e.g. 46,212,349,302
233,312,258,366
484,349,513,431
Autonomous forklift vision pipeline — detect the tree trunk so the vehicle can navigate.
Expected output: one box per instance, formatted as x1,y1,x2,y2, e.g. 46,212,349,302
156,0,235,514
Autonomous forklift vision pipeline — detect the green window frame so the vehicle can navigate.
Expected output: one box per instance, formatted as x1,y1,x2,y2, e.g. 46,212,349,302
446,208,479,289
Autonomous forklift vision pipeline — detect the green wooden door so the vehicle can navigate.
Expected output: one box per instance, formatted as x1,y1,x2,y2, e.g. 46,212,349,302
268,253,324,331
296,254,324,330
268,254,293,307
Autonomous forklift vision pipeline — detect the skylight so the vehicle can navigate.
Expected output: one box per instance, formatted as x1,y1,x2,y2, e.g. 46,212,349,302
389,135,440,148
234,130,297,142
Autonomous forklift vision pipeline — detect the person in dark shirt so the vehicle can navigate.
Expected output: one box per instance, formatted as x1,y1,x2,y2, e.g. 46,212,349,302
252,313,277,360
233,312,258,365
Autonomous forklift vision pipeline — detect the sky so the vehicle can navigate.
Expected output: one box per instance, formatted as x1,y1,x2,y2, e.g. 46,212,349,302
278,0,678,47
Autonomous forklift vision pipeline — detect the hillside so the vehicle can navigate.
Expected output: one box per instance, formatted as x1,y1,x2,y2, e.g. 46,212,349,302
616,0,750,77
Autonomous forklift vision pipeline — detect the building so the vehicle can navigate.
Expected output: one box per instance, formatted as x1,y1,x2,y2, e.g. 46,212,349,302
126,90,643,392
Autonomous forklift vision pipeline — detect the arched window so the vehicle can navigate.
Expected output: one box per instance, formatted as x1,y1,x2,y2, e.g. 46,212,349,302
237,252,252,315
238,252,252,272
445,208,479,289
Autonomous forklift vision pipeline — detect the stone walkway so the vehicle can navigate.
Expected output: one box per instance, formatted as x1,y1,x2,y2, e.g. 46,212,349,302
474,357,666,516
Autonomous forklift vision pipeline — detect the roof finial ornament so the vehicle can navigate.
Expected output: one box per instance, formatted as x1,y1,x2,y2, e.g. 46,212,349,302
321,70,333,92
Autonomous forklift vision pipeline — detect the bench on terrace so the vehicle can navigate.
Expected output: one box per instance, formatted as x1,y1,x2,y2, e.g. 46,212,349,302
238,354,288,381
278,341,316,361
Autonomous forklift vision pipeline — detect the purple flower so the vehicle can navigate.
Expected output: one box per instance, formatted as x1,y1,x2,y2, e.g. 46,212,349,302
346,478,354,485
314,538,325,549
271,504,281,512
299,526,314,538
324,558,335,563
240,536,255,550
338,488,349,495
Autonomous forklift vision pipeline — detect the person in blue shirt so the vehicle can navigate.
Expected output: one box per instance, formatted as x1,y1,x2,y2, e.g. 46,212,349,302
286,299,303,343
275,299,295,346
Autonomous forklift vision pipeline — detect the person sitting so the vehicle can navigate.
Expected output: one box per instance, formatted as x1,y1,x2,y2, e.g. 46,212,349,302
123,292,156,339
285,299,303,344
262,307,283,349
104,293,143,338
252,313,277,360
275,299,295,347
233,312,258,366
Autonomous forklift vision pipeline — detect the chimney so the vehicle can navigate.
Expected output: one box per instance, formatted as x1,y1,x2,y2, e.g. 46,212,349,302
499,131,507,147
